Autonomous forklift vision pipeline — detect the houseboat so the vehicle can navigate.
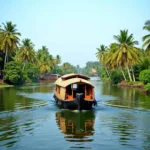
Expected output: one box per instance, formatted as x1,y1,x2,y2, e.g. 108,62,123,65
41,74,61,80
53,73,97,110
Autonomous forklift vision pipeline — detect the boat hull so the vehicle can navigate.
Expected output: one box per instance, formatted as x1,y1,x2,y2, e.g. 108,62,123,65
53,94,96,110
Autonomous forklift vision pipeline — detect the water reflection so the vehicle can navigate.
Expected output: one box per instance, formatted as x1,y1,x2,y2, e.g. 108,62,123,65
0,116,18,147
111,113,136,146
0,80,150,150
56,110,95,143
101,82,150,110
0,115,35,148
0,86,48,112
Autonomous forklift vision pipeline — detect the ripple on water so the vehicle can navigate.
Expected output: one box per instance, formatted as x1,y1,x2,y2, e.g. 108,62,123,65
1,80,150,150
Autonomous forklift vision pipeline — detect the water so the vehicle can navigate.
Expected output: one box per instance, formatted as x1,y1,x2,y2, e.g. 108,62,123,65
0,79,150,150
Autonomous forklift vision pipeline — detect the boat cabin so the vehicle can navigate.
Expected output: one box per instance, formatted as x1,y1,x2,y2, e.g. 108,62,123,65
55,73,94,101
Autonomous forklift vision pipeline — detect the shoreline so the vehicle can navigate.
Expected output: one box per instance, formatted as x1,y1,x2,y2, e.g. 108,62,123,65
117,80,150,94
0,80,14,88
0,85,14,88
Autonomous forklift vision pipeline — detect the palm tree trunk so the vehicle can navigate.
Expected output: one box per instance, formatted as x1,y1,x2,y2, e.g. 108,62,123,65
22,61,26,71
131,66,135,82
4,45,8,68
127,66,132,82
120,67,127,80
105,67,110,78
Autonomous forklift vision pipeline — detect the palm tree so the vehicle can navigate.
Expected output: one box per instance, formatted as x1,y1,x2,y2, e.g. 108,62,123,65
16,38,36,70
96,45,110,77
55,55,61,65
61,62,76,74
0,21,21,67
37,46,51,74
142,20,150,55
49,54,56,70
110,30,139,82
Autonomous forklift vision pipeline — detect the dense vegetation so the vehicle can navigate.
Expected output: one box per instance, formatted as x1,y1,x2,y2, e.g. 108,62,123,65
0,21,77,84
96,20,150,92
0,20,150,93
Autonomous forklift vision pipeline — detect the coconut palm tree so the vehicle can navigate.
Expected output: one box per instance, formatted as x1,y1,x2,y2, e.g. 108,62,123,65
110,30,139,82
96,45,110,77
96,45,107,63
142,20,150,55
16,38,36,70
37,46,51,74
0,21,21,67
55,55,61,65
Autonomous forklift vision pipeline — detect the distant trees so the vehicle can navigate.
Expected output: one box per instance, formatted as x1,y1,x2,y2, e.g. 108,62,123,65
61,62,77,75
81,61,100,76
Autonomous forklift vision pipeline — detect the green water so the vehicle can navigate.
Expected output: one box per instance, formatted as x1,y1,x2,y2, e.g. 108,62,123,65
0,79,150,150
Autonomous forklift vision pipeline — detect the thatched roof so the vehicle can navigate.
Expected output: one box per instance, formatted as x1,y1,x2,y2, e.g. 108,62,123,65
61,73,90,80
55,74,94,88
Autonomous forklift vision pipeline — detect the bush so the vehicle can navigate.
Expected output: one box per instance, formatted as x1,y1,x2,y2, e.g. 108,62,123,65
24,63,40,82
3,61,26,85
110,70,123,84
144,83,150,92
139,69,150,84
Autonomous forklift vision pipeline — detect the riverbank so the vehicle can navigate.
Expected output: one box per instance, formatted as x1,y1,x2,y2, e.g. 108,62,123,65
0,81,13,88
118,80,144,88
117,80,150,94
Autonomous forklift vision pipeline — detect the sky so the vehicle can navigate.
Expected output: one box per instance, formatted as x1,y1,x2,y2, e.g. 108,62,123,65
0,0,149,67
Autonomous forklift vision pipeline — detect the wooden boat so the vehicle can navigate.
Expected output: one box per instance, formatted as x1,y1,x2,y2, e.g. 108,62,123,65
41,74,61,80
53,73,97,110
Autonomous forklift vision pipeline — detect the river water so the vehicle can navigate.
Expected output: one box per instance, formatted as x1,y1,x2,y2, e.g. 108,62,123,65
0,78,150,150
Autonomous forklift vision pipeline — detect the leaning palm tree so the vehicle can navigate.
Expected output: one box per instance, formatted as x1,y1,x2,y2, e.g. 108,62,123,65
16,39,36,70
0,21,21,68
142,20,150,55
96,45,110,77
110,30,139,82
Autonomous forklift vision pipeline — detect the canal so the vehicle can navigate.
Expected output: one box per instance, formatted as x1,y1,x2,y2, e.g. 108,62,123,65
0,78,150,150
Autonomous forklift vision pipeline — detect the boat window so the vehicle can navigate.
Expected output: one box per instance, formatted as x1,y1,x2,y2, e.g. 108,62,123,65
72,84,77,89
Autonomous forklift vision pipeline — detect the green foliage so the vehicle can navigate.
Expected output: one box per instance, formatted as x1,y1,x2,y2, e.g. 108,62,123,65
15,38,36,69
3,61,26,85
51,66,63,75
37,46,55,74
139,69,150,84
142,20,150,55
144,83,150,92
110,70,124,84
24,63,40,82
61,62,77,75
0,21,21,68
97,67,107,79
3,62,40,84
